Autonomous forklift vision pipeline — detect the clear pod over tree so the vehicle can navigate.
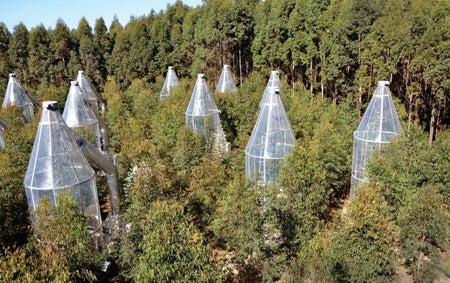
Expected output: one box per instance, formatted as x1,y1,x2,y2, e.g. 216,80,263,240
246,86,295,185
351,81,401,197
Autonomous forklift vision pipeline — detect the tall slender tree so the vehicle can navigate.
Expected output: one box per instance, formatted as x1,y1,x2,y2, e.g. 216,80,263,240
93,17,111,91
27,24,51,88
8,23,29,83
0,22,12,92
49,19,74,86
252,0,296,73
287,0,329,93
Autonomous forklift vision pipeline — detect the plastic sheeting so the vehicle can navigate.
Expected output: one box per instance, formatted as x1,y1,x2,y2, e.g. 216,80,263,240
259,71,281,108
216,64,237,93
24,101,102,237
246,87,295,184
186,74,222,135
160,66,179,100
77,70,104,113
186,74,229,153
0,116,8,150
2,74,34,123
63,81,101,151
0,131,4,150
350,81,401,196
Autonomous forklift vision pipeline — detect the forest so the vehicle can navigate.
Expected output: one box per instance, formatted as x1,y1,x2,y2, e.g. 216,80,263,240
0,0,449,282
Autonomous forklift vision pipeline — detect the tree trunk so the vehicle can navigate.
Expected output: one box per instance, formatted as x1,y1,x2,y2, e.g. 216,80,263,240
406,63,413,131
310,60,313,95
428,101,438,145
321,81,324,100
358,85,363,119
291,57,295,92
408,92,414,131
333,86,338,104
239,47,242,85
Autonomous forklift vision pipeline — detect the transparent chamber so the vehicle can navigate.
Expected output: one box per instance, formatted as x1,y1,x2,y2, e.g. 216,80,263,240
77,70,105,113
259,70,281,108
0,116,7,150
0,130,4,150
63,81,101,151
160,66,179,100
2,73,34,123
216,64,237,93
24,101,103,247
186,74,229,152
186,74,222,136
350,81,401,196
246,87,295,184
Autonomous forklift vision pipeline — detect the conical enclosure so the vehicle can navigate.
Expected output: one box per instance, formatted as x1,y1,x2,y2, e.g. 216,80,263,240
186,74,223,136
0,130,4,150
77,70,100,111
351,81,401,196
62,81,101,151
24,101,102,236
216,64,237,93
259,71,281,108
246,88,295,184
0,117,7,150
2,74,34,123
160,66,179,100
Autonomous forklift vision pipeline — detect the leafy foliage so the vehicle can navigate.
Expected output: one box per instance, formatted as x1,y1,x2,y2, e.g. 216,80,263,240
130,200,221,282
0,194,103,282
1,0,449,281
399,185,449,282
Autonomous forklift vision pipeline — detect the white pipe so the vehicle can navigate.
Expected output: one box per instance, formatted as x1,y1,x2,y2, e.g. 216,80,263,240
74,134,120,216
91,110,110,155
24,90,41,107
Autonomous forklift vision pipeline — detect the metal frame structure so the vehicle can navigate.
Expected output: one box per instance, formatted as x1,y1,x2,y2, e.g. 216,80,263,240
246,87,295,184
351,81,402,196
216,64,237,93
160,66,179,100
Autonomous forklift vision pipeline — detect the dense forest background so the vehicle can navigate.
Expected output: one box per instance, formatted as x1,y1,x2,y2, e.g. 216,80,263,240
0,0,449,282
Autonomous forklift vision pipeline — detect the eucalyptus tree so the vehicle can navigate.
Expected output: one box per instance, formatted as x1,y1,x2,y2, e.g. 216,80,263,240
126,19,153,84
108,16,124,48
49,19,74,86
0,107,36,248
127,200,222,282
147,11,172,81
192,0,229,76
358,0,414,121
319,0,382,102
8,23,29,82
179,7,201,77
27,24,51,88
76,17,101,86
408,0,450,144
369,125,450,281
0,23,12,92
252,0,296,74
399,185,449,282
0,194,103,282
75,17,93,40
327,185,398,282
360,0,450,142
166,0,197,78
218,0,256,83
108,18,155,90
277,95,357,252
287,0,329,93
93,17,111,91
